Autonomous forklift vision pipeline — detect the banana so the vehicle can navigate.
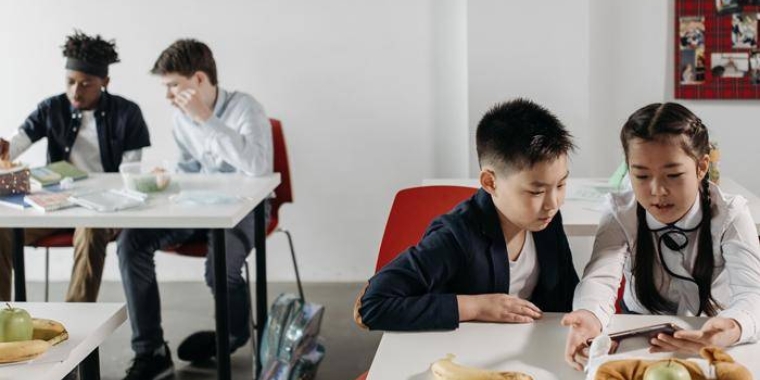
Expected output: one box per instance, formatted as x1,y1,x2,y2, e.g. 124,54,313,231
0,339,50,363
32,318,68,345
431,354,534,380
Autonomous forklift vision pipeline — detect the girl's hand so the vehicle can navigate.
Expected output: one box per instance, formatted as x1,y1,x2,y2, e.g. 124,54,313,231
457,294,542,323
561,310,602,371
650,317,741,354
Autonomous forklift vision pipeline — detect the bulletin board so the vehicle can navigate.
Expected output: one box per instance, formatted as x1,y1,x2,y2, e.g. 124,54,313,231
675,0,760,99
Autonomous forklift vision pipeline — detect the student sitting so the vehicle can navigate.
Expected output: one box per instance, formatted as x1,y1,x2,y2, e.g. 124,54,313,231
563,102,760,371
354,98,580,331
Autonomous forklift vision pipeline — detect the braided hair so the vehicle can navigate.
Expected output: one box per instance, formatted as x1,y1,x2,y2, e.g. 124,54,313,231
62,30,119,68
621,102,718,316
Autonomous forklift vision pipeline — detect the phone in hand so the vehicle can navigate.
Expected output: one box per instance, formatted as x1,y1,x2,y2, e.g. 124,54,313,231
587,322,684,354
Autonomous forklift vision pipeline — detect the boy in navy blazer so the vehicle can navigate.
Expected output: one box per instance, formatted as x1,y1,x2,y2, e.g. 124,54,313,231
355,98,579,331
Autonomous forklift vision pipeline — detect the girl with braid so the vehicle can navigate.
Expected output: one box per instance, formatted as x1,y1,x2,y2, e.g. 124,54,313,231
562,103,760,371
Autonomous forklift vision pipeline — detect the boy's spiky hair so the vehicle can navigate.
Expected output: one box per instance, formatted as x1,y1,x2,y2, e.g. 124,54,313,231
62,30,119,66
476,98,575,173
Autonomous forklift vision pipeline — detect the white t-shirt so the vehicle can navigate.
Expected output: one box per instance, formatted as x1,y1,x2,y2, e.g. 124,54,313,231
508,231,540,299
69,111,104,173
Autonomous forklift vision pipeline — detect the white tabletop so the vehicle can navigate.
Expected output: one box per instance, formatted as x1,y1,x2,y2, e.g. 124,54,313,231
422,177,760,236
368,313,760,380
0,302,126,380
0,173,280,229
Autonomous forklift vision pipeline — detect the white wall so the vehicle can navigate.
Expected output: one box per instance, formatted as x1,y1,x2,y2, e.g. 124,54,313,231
467,0,593,176
4,1,759,284
2,0,443,283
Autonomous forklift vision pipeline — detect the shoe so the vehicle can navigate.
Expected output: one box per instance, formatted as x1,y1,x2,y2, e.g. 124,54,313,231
178,330,249,363
178,331,216,363
122,342,174,380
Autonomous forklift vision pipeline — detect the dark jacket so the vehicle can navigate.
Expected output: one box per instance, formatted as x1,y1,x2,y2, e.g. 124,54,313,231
20,92,150,172
357,188,579,331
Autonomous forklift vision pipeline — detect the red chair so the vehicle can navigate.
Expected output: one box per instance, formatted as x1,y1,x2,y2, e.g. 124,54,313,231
28,231,74,301
163,118,304,300
354,185,476,380
374,185,477,272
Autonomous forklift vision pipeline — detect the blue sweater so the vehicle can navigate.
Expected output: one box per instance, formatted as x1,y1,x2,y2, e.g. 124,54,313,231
357,188,579,331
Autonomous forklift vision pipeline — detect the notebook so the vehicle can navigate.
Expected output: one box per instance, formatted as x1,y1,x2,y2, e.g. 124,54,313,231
0,193,30,210
30,161,88,188
24,191,75,212
68,189,145,212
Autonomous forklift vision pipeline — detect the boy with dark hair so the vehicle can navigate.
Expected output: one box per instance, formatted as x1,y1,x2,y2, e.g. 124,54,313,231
354,98,579,331
0,31,150,303
117,39,272,380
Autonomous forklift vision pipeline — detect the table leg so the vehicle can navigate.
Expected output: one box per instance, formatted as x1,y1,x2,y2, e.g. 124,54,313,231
213,228,231,380
79,348,100,380
12,228,25,301
254,201,267,377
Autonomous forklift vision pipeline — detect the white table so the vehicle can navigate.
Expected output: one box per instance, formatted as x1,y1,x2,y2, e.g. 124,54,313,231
0,302,126,380
367,313,760,379
0,173,280,380
422,177,760,236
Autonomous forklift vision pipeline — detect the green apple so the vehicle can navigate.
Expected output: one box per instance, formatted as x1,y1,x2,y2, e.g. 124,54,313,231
643,360,692,380
0,303,33,342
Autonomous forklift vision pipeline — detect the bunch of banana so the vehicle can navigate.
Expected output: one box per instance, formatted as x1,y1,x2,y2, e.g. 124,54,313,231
0,318,68,364
431,354,534,380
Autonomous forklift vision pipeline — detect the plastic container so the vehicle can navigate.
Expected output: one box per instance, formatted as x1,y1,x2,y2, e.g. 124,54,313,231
119,162,171,193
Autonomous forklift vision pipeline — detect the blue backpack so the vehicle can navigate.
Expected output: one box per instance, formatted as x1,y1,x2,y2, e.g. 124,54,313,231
259,293,326,380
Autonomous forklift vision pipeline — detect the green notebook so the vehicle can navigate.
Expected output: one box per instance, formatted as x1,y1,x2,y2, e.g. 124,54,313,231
30,161,88,187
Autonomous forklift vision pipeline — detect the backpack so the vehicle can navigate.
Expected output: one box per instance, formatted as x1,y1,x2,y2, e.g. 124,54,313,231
259,293,326,380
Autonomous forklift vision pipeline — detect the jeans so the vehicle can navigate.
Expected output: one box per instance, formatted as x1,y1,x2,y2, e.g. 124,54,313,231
117,207,264,355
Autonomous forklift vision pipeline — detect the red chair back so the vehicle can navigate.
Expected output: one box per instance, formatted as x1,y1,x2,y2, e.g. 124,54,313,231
375,186,477,273
268,118,292,234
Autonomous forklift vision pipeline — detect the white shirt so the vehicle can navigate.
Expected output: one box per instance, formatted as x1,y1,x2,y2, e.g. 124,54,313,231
508,231,540,299
573,183,760,344
172,88,272,176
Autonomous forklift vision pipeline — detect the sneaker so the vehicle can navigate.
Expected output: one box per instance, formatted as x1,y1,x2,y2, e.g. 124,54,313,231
178,330,248,363
123,342,174,380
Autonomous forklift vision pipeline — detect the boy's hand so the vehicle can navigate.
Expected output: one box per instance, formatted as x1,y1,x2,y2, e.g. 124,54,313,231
561,310,602,371
173,88,213,124
649,316,741,354
457,294,542,324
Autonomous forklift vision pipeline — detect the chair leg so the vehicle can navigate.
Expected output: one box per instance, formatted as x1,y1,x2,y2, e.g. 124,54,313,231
279,228,304,301
244,261,258,373
44,248,50,302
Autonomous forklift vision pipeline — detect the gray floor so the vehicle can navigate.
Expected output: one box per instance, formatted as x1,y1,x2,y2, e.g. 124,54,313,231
27,281,381,380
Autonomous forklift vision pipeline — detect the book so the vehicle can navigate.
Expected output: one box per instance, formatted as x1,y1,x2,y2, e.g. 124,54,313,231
0,192,30,210
24,191,75,212
30,161,88,188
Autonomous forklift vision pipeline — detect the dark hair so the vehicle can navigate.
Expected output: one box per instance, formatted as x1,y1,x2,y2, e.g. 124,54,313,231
621,102,718,316
476,98,575,173
151,39,218,85
61,30,119,65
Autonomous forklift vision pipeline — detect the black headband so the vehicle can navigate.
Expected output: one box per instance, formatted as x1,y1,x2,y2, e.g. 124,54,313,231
65,58,108,78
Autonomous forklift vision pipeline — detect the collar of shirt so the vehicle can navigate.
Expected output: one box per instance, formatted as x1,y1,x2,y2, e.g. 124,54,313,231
645,191,703,230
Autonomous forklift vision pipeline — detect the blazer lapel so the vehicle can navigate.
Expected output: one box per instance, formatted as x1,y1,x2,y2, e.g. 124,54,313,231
473,189,510,293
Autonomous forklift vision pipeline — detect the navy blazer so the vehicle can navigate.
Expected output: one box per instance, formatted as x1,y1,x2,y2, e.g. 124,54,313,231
357,188,579,331
20,92,151,172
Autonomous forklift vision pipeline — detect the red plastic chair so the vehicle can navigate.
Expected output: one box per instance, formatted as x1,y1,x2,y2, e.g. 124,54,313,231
354,185,476,380
163,118,303,299
374,186,477,272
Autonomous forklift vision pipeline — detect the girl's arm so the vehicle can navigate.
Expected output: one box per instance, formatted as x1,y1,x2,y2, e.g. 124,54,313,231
717,205,760,344
572,205,629,329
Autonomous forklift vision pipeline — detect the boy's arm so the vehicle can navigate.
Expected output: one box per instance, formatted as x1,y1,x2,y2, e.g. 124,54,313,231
355,221,465,331
201,99,272,176
121,103,151,152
